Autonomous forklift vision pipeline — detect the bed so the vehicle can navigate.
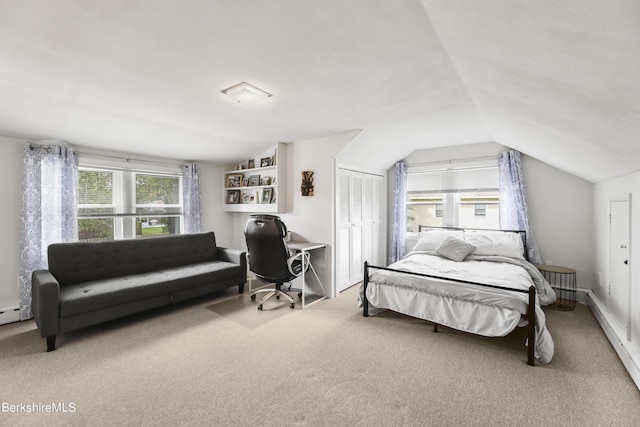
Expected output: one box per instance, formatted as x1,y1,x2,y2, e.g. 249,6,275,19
361,227,556,365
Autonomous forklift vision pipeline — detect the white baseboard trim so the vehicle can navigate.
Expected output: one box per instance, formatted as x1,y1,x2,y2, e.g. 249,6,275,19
0,306,20,326
587,292,640,391
576,287,590,305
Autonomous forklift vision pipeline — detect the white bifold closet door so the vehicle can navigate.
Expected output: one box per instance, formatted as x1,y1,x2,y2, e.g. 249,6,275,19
336,168,384,293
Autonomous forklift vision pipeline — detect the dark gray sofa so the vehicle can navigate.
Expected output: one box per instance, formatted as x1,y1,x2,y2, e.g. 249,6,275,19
31,232,246,351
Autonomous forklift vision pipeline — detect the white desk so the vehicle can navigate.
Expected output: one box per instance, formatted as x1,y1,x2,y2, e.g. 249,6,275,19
287,241,327,309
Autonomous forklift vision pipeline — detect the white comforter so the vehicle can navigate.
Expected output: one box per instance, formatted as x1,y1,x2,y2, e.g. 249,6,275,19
362,251,556,363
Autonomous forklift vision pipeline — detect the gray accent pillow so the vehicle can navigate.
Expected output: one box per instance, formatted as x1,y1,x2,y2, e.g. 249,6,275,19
435,236,476,262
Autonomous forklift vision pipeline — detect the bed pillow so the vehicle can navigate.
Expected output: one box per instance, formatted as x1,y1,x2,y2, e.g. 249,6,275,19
435,236,476,262
412,229,464,252
464,230,525,260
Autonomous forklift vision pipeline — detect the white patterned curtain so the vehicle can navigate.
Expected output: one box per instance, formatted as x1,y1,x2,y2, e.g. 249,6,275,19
390,161,408,263
182,162,202,234
19,142,78,320
498,150,542,265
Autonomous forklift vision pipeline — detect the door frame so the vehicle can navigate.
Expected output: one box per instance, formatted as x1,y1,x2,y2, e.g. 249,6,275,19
608,193,632,340
333,161,387,298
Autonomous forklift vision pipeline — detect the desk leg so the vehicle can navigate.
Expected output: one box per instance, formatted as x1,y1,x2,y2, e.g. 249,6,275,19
301,250,306,308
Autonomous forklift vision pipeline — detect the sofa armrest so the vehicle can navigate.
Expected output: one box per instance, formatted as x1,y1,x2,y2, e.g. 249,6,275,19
217,247,247,278
31,270,60,338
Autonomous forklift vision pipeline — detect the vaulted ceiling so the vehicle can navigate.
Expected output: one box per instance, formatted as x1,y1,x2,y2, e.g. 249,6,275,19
0,0,638,182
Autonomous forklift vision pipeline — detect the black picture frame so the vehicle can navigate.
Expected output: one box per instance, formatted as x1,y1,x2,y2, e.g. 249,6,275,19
226,190,240,204
249,175,260,186
247,159,255,169
260,157,271,168
262,188,273,204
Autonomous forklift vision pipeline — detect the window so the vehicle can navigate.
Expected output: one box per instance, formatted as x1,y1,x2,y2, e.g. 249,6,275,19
474,204,487,217
78,167,183,241
406,159,500,232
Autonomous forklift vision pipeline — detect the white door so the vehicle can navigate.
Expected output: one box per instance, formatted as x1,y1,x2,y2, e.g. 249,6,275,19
336,170,352,291
335,168,385,293
608,199,630,336
364,174,384,266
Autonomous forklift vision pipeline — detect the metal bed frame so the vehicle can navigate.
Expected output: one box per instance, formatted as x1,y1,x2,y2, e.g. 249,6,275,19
362,226,537,366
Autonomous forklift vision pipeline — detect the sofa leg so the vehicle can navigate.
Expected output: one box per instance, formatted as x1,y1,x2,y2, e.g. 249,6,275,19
239,283,245,294
46,336,56,352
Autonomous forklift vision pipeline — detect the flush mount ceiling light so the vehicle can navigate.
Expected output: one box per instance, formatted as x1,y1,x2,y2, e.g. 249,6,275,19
222,82,272,104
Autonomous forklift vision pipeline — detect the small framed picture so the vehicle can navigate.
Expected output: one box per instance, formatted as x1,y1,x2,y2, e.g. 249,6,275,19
249,175,260,186
247,159,255,169
242,193,252,204
262,188,273,204
242,178,249,187
260,176,271,186
226,174,243,188
226,190,240,204
260,157,271,168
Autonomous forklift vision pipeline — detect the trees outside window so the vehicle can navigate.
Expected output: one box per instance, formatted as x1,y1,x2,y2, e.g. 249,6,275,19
78,168,182,241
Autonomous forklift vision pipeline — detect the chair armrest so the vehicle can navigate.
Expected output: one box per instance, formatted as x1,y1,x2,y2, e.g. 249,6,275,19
287,251,310,277
217,247,247,278
31,270,60,338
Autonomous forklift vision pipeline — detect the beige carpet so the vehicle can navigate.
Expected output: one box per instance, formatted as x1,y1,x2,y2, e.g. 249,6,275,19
1,285,639,426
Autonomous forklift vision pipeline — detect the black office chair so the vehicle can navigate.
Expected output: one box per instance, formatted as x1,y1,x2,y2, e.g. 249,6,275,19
244,214,308,310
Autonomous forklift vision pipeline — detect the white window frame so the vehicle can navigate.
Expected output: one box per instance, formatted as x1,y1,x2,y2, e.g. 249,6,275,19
406,158,500,234
77,158,184,241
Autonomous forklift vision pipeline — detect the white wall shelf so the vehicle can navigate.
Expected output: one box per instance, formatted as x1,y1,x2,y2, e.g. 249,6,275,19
223,142,286,213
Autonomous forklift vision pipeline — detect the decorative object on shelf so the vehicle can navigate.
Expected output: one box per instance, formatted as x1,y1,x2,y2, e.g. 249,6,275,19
249,175,260,186
242,177,249,187
262,188,273,203
260,177,271,186
226,190,240,204
270,154,276,166
237,163,245,170
226,174,243,188
247,159,255,169
301,171,314,196
260,157,271,168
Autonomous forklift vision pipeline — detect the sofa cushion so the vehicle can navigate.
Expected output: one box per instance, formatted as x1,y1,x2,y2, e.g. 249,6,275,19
49,232,219,286
59,260,240,318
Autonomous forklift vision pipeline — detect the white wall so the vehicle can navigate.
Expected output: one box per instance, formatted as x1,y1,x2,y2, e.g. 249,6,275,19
593,171,640,387
0,137,24,310
523,155,594,289
400,142,595,290
594,172,640,316
199,162,234,248
228,131,359,295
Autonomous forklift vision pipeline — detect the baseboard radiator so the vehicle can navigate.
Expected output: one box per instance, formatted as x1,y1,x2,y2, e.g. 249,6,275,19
587,292,640,391
0,306,20,326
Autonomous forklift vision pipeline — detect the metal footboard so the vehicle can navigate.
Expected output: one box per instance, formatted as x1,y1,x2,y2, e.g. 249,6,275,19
363,261,537,366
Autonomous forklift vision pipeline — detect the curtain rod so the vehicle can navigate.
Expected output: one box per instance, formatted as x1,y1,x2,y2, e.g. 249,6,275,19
76,147,189,168
407,154,498,168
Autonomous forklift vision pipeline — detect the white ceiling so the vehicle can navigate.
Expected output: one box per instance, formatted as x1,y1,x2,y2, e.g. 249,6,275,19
0,0,638,182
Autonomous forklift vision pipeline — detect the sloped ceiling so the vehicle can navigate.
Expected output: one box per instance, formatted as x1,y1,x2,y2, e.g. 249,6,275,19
0,1,638,183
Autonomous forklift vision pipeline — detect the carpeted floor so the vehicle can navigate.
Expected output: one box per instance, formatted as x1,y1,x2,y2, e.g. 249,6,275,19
1,285,639,426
